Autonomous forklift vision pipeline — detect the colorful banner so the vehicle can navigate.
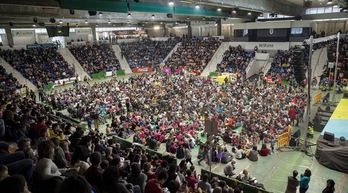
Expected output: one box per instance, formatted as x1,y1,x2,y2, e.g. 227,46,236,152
162,68,171,74
26,43,57,49
313,92,322,105
132,67,153,73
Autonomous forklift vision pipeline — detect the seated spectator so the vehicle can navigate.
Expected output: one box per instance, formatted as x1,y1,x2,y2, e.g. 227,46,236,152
220,149,233,164
217,45,254,73
197,173,212,193
247,146,258,161
259,144,270,156
85,152,103,193
35,140,62,180
0,174,30,193
57,175,91,193
102,166,131,193
223,160,236,177
145,170,168,193
127,163,147,193
235,145,246,160
0,164,9,181
0,142,34,182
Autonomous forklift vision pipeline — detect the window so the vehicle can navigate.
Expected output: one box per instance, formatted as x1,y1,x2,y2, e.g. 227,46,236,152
291,28,303,34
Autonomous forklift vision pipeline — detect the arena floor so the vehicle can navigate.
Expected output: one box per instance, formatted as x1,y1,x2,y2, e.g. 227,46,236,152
52,74,348,193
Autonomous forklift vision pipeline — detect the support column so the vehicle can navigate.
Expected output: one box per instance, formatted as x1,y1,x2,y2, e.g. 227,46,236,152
163,24,168,37
4,27,14,46
91,26,97,42
217,18,222,36
187,22,192,38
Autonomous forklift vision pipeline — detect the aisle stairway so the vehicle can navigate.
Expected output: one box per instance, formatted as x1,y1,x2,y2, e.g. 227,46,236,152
311,47,327,79
112,45,133,74
200,42,230,76
0,57,37,91
163,42,181,62
58,48,91,80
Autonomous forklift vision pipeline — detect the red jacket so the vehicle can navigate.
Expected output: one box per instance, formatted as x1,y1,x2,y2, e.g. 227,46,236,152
145,179,162,193
259,148,270,156
288,108,296,120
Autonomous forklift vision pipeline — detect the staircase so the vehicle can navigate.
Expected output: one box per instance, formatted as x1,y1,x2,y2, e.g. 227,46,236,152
58,48,90,80
311,48,327,79
0,57,37,91
163,42,181,62
112,45,132,74
200,42,230,77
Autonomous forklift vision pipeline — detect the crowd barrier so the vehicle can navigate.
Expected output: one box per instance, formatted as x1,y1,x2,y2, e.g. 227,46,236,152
201,169,272,193
92,70,125,79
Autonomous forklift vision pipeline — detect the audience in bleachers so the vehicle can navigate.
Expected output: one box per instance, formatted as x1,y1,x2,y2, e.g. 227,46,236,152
68,43,120,75
120,39,179,70
0,47,75,87
216,45,254,73
165,38,221,74
265,50,295,85
0,66,25,93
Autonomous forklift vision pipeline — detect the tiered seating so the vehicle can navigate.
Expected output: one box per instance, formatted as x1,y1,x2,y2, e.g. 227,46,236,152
216,45,254,73
119,39,179,69
68,43,120,74
0,65,24,93
265,50,293,83
0,47,75,87
165,38,221,74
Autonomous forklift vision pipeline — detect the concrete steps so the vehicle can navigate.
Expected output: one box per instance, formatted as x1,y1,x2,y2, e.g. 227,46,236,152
58,48,90,80
112,45,133,74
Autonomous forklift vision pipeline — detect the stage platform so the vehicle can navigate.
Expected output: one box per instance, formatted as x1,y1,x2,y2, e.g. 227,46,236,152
316,98,348,173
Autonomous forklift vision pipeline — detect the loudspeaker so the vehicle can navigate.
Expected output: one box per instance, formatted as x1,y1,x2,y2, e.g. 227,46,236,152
88,11,97,16
167,13,173,18
343,92,348,99
323,131,335,142
292,129,301,138
49,18,56,23
289,138,297,147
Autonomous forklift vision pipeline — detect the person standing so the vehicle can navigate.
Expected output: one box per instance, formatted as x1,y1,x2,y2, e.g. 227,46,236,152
299,169,311,193
322,179,335,193
285,170,299,193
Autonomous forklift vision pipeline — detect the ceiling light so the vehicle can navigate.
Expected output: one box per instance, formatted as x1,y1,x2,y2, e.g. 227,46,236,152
195,4,200,9
108,20,111,24
32,24,36,27
85,20,88,23
248,12,251,15
333,4,339,8
187,17,190,20
217,8,222,11
232,10,236,14
96,24,99,27
151,15,155,19
127,21,130,23
145,21,148,24
59,19,63,24
128,13,131,18
202,17,205,20
169,1,174,6
99,12,103,16
327,0,333,5
160,22,163,24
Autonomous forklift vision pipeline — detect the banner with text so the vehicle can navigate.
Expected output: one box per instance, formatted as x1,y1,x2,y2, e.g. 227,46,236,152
12,30,35,37
245,42,290,50
132,67,153,73
75,29,91,35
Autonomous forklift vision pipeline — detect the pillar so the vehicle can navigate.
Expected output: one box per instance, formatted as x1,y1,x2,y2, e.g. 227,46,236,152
4,27,14,46
217,18,222,36
187,22,192,38
91,26,97,42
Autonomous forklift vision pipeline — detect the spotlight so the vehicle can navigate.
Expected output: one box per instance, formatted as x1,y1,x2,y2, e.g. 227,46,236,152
195,4,200,9
108,20,111,24
59,19,63,24
145,21,148,24
248,12,251,15
128,13,131,18
96,24,99,27
169,1,174,6
32,24,36,27
327,0,333,5
151,14,155,19
217,8,221,11
187,17,190,20
232,10,236,14
99,12,103,16
85,20,88,23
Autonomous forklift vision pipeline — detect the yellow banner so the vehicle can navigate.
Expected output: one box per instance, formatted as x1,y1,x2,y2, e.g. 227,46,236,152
313,92,322,105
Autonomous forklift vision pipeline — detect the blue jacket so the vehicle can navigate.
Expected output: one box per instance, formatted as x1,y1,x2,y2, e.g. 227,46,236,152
299,175,310,189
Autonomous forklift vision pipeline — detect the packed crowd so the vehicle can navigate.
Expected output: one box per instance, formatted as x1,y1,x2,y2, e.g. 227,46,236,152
68,43,121,75
0,65,25,94
165,38,221,74
265,50,296,85
119,39,179,70
216,45,255,73
0,47,75,87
